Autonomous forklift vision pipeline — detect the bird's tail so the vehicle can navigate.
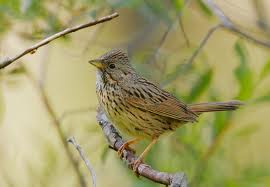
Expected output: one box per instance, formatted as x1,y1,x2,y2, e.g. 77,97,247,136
188,100,243,114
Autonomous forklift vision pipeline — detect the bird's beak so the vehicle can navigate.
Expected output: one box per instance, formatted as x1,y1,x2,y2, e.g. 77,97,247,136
88,59,104,69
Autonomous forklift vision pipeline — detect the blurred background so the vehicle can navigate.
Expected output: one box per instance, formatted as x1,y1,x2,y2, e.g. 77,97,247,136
1,0,270,186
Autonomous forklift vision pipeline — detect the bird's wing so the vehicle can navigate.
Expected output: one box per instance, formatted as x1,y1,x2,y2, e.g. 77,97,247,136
124,78,197,122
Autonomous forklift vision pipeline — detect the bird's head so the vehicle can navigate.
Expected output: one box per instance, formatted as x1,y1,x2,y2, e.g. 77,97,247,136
89,49,134,83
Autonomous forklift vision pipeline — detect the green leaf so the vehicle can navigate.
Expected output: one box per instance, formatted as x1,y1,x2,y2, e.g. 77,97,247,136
254,92,270,103
212,112,230,137
172,0,185,11
186,68,213,102
234,41,254,100
21,0,47,19
197,0,213,16
0,0,21,16
259,59,270,81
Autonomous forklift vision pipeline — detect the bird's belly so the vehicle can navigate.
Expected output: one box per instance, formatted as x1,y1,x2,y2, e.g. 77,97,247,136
105,104,180,139
96,82,182,139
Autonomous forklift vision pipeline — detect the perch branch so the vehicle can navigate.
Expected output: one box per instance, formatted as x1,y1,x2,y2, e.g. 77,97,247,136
0,12,119,69
96,107,188,187
68,136,97,187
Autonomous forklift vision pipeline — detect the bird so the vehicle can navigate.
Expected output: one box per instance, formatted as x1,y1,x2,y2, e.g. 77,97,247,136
89,49,242,171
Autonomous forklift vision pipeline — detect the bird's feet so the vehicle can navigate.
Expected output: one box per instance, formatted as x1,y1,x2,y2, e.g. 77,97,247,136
132,158,142,173
117,142,136,158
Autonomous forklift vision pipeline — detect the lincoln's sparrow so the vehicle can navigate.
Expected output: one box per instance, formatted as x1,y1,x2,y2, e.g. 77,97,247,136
89,49,242,171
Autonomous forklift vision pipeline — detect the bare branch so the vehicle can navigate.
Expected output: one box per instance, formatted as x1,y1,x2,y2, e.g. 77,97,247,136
0,12,119,69
147,0,191,64
96,107,188,187
68,136,97,187
24,68,87,187
252,0,270,34
186,0,270,65
203,0,270,48
186,24,221,65
179,16,190,47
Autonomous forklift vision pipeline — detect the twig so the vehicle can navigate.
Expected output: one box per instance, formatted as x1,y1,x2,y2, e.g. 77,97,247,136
252,0,270,34
24,68,87,187
147,0,191,64
203,0,270,48
68,136,97,187
0,12,119,69
178,0,191,47
179,15,190,47
186,0,270,65
96,107,188,187
186,24,221,65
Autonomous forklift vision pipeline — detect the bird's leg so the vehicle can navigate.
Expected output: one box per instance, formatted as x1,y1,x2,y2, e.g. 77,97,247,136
117,138,141,157
133,138,157,172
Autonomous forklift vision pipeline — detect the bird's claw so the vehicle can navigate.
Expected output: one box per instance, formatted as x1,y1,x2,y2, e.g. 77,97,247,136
117,143,136,158
132,158,142,175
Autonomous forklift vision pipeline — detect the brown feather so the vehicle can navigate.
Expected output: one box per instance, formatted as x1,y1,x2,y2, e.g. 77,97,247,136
188,101,243,114
125,94,198,123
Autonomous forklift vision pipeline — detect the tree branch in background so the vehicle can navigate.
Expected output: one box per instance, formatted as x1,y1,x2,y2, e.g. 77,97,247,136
187,24,221,65
24,68,87,187
203,0,270,48
186,0,270,65
147,0,191,64
96,107,188,187
0,12,119,69
68,136,97,187
252,0,270,35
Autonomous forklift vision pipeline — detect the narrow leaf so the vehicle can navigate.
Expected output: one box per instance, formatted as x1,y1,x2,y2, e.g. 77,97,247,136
197,0,213,16
187,68,213,102
234,41,254,100
259,59,270,81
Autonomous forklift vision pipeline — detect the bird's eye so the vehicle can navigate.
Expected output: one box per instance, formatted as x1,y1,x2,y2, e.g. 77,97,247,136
109,63,115,69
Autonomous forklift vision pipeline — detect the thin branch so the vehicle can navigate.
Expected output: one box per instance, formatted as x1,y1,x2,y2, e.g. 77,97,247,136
147,0,191,64
0,12,119,69
179,16,190,47
178,0,192,47
252,0,270,34
24,68,87,187
186,24,221,65
203,0,270,48
68,136,97,187
96,107,188,187
186,0,270,65
227,25,270,48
